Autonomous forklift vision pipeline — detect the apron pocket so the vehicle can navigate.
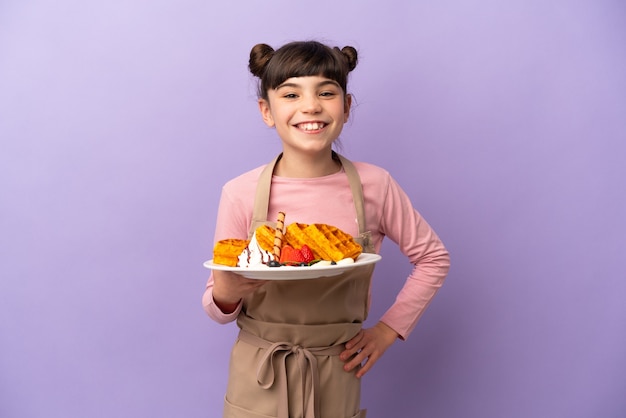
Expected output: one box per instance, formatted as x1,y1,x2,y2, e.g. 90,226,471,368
225,396,364,418
223,396,276,418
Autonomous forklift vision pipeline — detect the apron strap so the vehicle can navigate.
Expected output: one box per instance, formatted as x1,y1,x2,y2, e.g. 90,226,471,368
336,153,367,237
249,154,282,238
249,152,368,239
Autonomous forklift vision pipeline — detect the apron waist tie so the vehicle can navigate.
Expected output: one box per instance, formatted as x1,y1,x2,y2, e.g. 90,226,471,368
238,329,345,418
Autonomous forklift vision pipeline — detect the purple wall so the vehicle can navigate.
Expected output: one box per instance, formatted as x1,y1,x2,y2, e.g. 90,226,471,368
1,1,625,417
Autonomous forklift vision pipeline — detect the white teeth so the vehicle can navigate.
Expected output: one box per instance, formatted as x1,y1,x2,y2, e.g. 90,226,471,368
298,122,325,131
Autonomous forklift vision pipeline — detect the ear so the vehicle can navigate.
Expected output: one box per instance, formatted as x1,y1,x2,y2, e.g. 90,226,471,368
343,94,352,122
258,99,275,127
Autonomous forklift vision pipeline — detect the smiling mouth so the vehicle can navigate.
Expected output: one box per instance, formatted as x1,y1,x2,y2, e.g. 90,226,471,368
296,122,327,131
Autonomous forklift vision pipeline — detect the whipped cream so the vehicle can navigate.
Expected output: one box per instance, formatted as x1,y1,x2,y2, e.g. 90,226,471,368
237,233,275,267
313,258,355,267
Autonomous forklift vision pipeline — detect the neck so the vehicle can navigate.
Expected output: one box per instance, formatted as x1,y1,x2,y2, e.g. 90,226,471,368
274,150,341,178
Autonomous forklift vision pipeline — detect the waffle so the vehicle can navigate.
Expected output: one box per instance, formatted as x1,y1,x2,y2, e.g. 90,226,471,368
213,238,249,267
254,224,278,253
285,223,362,261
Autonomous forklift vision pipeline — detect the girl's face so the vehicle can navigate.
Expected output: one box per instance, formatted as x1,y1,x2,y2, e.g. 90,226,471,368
258,75,351,157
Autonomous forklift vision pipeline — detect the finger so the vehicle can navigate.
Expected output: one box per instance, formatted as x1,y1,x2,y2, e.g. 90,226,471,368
343,355,361,373
340,339,364,362
343,347,370,372
355,351,380,378
344,331,363,350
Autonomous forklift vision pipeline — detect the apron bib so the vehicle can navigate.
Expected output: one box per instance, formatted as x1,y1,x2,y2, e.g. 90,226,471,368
223,154,375,418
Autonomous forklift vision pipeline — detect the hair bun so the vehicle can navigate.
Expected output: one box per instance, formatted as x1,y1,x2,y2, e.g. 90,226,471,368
340,46,358,72
249,43,275,78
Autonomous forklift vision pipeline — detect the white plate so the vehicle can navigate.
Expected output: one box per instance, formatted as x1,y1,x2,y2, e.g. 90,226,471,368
203,253,382,280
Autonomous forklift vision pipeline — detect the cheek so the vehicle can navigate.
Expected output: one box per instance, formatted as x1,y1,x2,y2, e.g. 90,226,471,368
274,108,294,123
337,104,350,122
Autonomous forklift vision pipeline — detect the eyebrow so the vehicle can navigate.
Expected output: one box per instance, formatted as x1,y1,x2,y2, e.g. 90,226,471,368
276,80,341,90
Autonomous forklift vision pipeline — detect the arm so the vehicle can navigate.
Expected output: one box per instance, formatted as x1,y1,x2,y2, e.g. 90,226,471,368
203,270,268,322
202,272,243,323
202,173,267,323
342,171,450,376
376,174,450,339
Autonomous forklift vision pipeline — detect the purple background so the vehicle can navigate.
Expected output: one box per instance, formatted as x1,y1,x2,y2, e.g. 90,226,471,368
1,1,625,417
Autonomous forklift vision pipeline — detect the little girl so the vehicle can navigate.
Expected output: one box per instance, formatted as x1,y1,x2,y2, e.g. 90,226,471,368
203,40,450,418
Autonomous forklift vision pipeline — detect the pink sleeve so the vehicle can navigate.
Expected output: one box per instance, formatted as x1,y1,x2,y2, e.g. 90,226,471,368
201,179,256,323
202,276,242,324
376,176,450,340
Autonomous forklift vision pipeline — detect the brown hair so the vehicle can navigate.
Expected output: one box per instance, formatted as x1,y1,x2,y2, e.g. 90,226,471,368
249,41,358,100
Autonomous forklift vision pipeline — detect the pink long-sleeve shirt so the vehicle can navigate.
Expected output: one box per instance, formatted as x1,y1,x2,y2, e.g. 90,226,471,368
202,161,450,340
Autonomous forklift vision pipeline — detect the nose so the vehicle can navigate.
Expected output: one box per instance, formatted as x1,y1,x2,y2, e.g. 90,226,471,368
301,94,322,113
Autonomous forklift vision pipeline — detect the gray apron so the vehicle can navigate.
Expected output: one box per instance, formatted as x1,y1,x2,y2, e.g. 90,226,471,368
223,154,375,418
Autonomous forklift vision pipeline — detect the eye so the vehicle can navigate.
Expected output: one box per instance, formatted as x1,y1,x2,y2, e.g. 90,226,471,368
319,91,336,97
283,93,298,99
